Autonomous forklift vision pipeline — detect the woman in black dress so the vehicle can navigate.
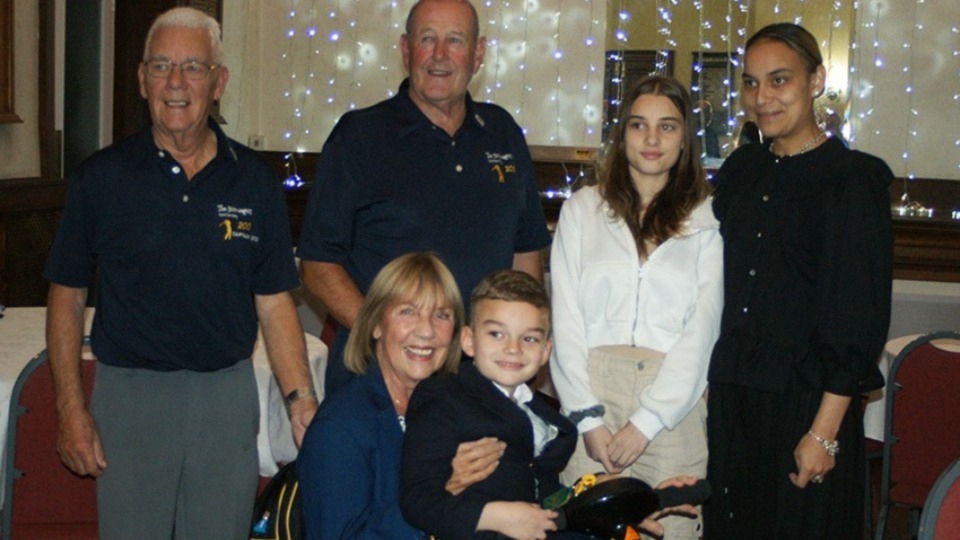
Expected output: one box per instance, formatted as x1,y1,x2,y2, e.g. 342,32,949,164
705,23,894,539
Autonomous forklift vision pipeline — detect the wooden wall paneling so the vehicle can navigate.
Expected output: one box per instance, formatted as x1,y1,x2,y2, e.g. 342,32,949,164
0,0,22,124
0,179,69,306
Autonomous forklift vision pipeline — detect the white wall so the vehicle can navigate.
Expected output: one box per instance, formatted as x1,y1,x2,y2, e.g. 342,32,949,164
890,280,960,339
848,0,960,180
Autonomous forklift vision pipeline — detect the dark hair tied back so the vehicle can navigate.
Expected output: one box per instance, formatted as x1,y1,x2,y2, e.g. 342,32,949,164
746,22,823,74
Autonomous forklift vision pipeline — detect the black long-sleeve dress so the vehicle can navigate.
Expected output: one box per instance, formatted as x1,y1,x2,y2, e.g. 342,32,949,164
704,136,893,539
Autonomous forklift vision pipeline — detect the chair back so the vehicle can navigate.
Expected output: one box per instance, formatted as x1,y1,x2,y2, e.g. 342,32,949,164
880,331,960,510
1,349,98,539
919,458,960,540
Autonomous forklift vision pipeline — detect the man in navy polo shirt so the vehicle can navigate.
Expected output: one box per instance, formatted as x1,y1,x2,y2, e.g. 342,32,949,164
44,8,317,539
298,0,552,394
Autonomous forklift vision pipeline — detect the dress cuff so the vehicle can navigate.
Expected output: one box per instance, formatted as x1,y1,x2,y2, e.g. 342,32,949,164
567,404,605,426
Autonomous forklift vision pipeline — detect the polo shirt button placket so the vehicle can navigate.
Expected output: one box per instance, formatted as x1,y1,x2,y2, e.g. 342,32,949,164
455,164,463,173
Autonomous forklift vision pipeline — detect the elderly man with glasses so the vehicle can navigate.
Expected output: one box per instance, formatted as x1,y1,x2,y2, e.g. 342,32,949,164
44,7,317,538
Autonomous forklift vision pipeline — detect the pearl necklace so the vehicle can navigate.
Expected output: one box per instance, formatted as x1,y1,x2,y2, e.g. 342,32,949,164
770,130,829,158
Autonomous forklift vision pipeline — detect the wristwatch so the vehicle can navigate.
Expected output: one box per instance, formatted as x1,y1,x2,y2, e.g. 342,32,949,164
283,387,318,410
807,430,839,457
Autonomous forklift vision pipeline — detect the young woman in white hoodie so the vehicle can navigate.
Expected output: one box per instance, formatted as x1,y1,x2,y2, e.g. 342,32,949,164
549,75,723,539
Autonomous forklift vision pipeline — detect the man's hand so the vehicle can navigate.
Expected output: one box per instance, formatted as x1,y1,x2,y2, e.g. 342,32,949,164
607,422,649,471
583,425,618,473
445,437,505,495
56,408,107,477
287,396,318,449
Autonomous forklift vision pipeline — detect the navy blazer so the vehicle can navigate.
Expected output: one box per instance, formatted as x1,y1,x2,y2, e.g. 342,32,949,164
400,362,577,540
298,364,424,540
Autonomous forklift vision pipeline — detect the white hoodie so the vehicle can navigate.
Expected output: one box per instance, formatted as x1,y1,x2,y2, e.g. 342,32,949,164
549,185,723,440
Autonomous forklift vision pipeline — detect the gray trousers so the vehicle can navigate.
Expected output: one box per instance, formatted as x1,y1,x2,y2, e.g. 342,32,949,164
90,360,260,540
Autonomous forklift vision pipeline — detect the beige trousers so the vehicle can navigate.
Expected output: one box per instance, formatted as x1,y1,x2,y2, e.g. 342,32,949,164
560,345,707,539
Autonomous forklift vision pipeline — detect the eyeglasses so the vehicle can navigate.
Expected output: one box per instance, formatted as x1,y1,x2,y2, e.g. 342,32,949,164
143,60,219,81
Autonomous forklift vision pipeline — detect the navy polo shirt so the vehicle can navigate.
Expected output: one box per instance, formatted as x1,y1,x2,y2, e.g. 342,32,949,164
44,120,299,371
297,78,551,309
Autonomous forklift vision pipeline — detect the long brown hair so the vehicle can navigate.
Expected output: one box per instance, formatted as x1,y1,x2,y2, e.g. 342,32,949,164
598,76,710,257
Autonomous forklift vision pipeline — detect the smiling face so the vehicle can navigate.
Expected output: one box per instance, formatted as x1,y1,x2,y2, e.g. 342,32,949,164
138,26,227,143
741,38,824,152
400,0,485,117
462,299,551,396
623,93,685,193
374,293,455,395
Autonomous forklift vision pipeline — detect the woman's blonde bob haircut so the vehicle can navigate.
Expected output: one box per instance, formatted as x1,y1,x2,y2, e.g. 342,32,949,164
344,252,465,375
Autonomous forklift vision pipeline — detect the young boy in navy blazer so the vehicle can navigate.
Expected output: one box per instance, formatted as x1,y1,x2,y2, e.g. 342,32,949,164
399,270,587,539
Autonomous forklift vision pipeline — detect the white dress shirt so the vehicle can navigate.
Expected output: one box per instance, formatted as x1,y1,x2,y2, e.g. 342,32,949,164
492,381,558,457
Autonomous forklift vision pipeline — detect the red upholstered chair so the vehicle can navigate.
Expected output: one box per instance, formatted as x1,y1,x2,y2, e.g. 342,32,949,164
862,396,884,538
919,458,960,540
875,331,960,540
1,348,98,539
320,314,339,349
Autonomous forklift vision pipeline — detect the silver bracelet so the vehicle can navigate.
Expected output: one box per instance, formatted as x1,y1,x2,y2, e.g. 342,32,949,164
807,430,839,457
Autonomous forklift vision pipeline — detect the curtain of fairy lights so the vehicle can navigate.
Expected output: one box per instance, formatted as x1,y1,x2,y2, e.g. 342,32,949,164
581,0,600,146
233,0,605,151
219,0,957,184
694,1,707,158
902,0,921,181
607,0,629,135
482,0,506,102
721,0,735,150
954,24,960,180
552,5,563,143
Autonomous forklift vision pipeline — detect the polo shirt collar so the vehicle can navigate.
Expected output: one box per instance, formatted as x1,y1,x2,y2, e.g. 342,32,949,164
393,78,486,137
140,117,238,164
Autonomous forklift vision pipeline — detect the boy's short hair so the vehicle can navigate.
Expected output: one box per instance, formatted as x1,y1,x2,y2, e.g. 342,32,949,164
470,270,550,327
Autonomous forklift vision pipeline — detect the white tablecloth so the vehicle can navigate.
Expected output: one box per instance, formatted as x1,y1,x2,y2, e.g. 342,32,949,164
0,306,326,500
251,327,326,475
863,333,960,441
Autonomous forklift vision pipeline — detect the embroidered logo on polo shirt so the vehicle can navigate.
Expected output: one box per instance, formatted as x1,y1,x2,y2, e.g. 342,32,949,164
217,204,259,243
486,152,517,184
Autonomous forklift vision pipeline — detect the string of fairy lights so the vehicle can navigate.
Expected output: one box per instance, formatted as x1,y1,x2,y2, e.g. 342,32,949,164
849,0,959,217
243,0,959,197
